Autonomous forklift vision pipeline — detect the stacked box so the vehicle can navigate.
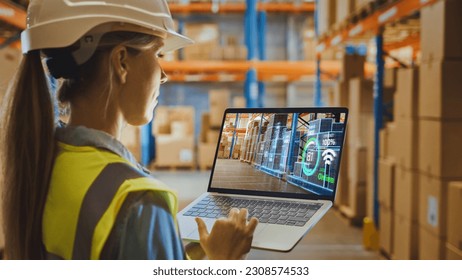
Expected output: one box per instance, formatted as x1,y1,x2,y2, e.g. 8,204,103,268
447,182,462,258
153,106,195,168
416,0,462,260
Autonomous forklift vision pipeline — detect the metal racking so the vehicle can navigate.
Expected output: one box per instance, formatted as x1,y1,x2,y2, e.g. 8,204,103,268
314,0,440,227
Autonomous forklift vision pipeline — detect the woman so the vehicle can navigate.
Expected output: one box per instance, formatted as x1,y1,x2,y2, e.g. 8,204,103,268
1,0,257,260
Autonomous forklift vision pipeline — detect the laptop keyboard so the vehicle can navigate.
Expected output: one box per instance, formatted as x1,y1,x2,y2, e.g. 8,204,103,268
183,195,323,227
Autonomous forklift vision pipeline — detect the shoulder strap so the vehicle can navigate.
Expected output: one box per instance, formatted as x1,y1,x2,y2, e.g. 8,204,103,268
72,162,145,259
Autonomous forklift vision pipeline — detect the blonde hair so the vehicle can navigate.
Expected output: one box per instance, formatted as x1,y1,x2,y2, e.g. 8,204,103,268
1,31,163,259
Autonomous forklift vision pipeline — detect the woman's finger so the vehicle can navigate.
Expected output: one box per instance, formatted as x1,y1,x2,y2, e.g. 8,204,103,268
195,217,210,243
238,208,248,224
246,217,259,234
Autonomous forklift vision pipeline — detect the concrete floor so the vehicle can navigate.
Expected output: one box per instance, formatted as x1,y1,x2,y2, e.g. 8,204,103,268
152,169,385,260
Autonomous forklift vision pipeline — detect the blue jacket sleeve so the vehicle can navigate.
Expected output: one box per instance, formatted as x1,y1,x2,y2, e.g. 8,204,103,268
100,191,186,260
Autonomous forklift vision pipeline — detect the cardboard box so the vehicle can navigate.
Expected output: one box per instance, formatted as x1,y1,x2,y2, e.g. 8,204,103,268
379,204,393,256
335,145,350,207
383,122,397,161
418,173,449,237
183,23,219,60
379,128,388,158
378,158,395,209
153,106,195,135
421,0,462,62
392,213,419,260
394,119,419,170
348,78,374,113
341,55,365,82
348,179,366,218
384,67,397,90
333,81,349,107
348,79,374,147
232,96,246,108
200,113,210,143
446,242,462,260
419,60,462,119
209,89,231,127
418,119,462,178
419,226,445,260
394,67,419,119
155,136,195,167
317,0,336,36
171,121,189,138
394,167,419,221
206,129,221,144
355,0,373,9
198,142,217,169
447,182,462,250
336,0,355,25
348,145,368,184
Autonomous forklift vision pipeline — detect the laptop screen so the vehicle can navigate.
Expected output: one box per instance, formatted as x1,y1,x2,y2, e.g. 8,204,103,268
208,107,348,201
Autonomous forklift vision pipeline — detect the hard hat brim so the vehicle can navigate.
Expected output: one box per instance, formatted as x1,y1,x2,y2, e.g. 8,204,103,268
21,17,193,54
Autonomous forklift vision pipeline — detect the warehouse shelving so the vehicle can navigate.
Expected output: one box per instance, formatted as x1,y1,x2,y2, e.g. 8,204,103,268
0,0,25,50
314,0,439,230
161,60,377,82
169,2,315,13
0,0,25,29
150,0,318,166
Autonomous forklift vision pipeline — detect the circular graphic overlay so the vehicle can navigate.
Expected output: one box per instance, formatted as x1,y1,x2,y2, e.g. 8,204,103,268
301,137,320,176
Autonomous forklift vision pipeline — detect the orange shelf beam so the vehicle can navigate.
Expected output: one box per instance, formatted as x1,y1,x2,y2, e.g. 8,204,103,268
0,0,26,29
169,2,314,14
0,37,21,49
169,3,245,13
384,33,420,52
258,3,315,13
160,60,376,82
316,0,438,53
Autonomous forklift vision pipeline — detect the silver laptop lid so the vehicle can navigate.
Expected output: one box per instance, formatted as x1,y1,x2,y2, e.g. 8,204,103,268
207,107,348,202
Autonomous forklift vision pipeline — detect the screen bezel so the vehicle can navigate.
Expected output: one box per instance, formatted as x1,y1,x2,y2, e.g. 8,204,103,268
207,107,349,202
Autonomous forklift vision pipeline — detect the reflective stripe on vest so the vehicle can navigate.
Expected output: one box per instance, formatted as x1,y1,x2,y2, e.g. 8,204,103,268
43,143,178,260
72,162,144,259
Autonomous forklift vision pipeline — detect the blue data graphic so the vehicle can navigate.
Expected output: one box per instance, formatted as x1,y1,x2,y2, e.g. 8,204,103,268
291,118,344,195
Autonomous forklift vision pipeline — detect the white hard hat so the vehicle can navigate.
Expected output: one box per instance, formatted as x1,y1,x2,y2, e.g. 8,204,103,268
21,0,193,56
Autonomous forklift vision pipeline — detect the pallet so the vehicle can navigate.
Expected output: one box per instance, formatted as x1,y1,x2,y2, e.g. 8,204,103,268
152,164,196,171
199,164,213,171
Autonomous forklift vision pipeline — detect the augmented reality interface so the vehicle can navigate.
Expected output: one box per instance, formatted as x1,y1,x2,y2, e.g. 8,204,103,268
210,112,346,197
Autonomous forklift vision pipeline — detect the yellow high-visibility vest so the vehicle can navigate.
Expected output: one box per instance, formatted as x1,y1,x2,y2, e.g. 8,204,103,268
42,142,178,259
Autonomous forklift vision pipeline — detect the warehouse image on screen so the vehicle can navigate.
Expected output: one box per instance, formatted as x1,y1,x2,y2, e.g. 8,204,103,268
210,112,346,197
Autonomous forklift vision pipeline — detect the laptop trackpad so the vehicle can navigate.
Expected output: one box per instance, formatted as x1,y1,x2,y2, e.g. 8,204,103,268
253,224,301,252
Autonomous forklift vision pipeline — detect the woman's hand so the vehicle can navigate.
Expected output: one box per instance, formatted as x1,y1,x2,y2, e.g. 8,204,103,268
195,208,258,260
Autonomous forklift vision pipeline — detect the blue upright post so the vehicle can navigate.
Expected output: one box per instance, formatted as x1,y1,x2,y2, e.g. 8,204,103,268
287,113,299,173
314,57,323,107
373,34,385,227
245,69,259,108
229,114,240,159
257,8,267,108
245,0,258,108
314,0,322,107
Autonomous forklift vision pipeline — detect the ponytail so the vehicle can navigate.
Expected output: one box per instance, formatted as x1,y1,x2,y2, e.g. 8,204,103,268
1,51,56,259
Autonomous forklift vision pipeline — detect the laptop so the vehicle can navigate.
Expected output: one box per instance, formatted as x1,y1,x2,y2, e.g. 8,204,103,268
178,107,348,252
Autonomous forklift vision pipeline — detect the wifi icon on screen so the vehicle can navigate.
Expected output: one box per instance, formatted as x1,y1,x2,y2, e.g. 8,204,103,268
322,149,337,166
